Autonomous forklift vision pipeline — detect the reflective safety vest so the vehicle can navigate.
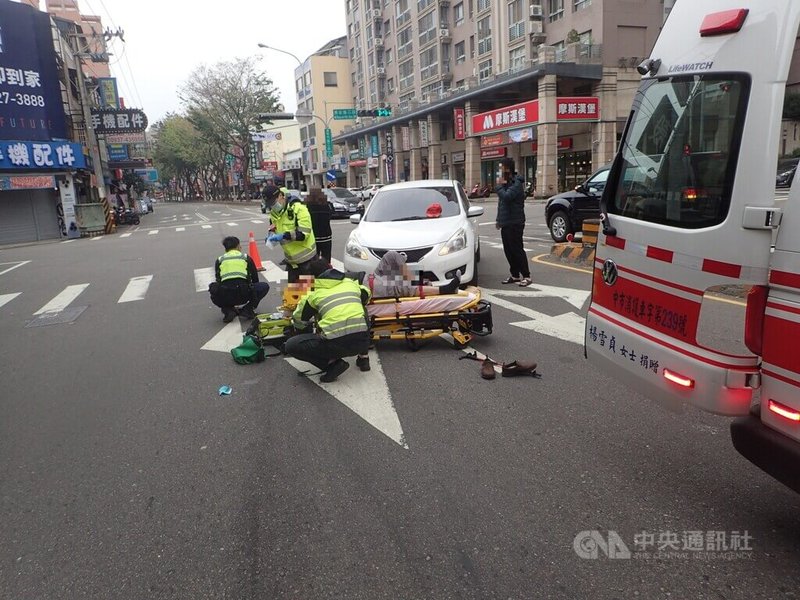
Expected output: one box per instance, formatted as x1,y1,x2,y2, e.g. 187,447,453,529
218,250,249,282
293,274,370,340
270,200,317,267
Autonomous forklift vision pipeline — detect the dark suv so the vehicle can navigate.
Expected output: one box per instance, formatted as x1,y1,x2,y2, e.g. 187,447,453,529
545,166,609,242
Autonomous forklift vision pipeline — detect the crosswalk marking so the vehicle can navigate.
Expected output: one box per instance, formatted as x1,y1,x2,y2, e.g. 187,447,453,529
34,284,89,315
201,225,212,229
194,267,215,293
0,260,31,276
331,258,345,271
118,275,153,303
176,227,186,232
226,222,238,227
120,233,132,238
89,236,103,241
0,293,21,309
148,230,159,235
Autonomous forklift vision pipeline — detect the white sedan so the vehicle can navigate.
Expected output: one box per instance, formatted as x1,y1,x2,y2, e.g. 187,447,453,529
343,180,483,285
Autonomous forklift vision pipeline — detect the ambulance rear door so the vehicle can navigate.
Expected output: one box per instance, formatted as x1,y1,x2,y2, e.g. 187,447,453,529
586,0,800,416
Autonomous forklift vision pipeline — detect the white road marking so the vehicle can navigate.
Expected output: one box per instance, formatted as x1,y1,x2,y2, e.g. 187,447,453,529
331,258,345,271
89,236,103,241
285,350,407,448
194,267,215,292
0,293,21,309
148,230,159,235
226,222,238,227
60,239,76,244
34,284,89,315
481,290,585,345
213,211,221,214
176,227,186,232
201,225,212,229
478,222,496,227
262,260,287,283
221,213,231,217
120,233,132,238
118,275,153,303
0,261,31,276
484,284,590,310
201,319,243,352
251,220,264,224
196,212,210,222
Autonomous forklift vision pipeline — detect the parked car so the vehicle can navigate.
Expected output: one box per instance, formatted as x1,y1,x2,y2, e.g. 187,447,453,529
348,186,365,199
323,187,364,218
545,166,610,242
777,165,796,188
343,180,483,285
362,183,385,199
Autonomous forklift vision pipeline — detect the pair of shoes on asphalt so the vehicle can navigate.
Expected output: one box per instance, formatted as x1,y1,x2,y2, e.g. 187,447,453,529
238,307,257,321
320,359,350,383
501,276,533,287
356,355,371,372
481,359,538,380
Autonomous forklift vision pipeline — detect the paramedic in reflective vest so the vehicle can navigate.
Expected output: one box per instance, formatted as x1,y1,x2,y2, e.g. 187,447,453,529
285,258,372,383
209,236,270,323
266,187,317,282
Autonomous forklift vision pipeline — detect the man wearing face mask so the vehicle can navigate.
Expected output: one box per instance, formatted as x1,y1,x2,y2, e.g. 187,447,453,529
265,186,317,282
496,157,532,287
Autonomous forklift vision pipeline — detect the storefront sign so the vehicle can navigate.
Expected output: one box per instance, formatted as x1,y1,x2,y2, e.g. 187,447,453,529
262,160,279,171
251,131,283,142
419,120,429,147
90,108,148,134
358,138,367,159
107,143,128,162
0,1,68,141
452,151,465,163
105,132,146,144
481,133,505,148
349,159,367,168
531,137,573,152
401,127,410,151
97,78,120,108
454,108,466,141
480,147,507,160
508,127,534,143
0,174,55,190
370,134,380,157
58,175,77,235
556,97,600,120
367,156,380,168
385,131,395,182
0,140,86,170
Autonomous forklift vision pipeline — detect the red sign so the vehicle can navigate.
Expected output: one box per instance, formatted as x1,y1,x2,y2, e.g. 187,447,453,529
0,175,56,190
454,108,465,140
349,159,367,167
472,100,539,135
480,148,507,160
531,137,574,153
481,133,505,148
556,97,600,120
262,160,279,171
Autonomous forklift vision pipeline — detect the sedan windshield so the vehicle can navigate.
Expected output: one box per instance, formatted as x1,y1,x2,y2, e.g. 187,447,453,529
328,188,358,200
365,187,461,222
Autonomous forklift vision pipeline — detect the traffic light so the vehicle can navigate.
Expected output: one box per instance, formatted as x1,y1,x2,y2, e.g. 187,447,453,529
357,108,392,118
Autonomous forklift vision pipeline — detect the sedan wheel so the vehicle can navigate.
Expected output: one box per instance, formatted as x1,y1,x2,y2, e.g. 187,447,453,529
549,210,571,243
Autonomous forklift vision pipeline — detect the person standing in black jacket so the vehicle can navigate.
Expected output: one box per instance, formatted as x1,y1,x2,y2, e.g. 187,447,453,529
495,157,532,287
305,188,333,263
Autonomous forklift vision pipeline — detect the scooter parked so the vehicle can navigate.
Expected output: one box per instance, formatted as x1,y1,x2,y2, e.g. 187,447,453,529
115,206,140,225
467,183,491,199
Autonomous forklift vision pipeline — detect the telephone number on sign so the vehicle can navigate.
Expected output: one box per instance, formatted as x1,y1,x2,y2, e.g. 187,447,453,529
0,93,46,107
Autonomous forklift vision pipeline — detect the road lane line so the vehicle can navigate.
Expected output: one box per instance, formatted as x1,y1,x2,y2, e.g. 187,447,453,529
0,293,21,309
34,284,89,315
226,222,238,227
201,225,212,229
195,212,210,222
118,275,153,303
60,239,76,244
120,233,132,238
0,261,31,276
148,230,159,235
194,267,215,292
89,236,103,241
251,220,264,224
176,227,186,232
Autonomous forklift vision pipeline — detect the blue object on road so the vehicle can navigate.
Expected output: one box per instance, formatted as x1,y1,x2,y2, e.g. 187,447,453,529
218,385,232,396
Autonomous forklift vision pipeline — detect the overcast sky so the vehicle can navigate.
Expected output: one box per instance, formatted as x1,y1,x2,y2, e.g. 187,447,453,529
35,0,347,123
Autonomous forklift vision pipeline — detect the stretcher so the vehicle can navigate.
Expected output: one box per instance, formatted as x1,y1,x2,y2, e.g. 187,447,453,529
249,285,493,350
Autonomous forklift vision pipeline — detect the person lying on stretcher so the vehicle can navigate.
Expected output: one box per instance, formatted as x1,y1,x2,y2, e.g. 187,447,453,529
370,250,461,298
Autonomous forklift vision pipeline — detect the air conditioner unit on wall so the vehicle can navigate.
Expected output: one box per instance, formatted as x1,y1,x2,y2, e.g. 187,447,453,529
373,9,381,18
377,67,386,75
530,4,543,19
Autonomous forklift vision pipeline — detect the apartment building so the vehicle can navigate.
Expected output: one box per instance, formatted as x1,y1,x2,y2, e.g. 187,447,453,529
295,36,355,189
338,0,671,194
45,0,111,79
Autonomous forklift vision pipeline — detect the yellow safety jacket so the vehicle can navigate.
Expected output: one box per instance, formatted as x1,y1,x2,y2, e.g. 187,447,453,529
270,199,317,267
218,250,249,282
292,271,371,340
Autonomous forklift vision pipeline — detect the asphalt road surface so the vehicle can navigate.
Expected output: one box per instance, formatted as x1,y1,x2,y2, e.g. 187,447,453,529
0,200,798,599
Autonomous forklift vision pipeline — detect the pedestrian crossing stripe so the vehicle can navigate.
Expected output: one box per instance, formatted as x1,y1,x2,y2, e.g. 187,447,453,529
118,275,153,303
0,293,21,308
0,260,31,276
148,230,159,235
34,284,89,315
120,233,132,238
202,225,212,229
176,227,186,232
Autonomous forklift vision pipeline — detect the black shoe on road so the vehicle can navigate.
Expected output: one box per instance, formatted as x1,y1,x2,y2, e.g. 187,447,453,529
238,308,257,320
222,308,237,323
320,359,350,383
356,356,371,372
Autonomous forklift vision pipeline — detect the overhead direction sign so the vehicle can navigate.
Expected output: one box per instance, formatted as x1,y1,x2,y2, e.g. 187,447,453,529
333,108,358,120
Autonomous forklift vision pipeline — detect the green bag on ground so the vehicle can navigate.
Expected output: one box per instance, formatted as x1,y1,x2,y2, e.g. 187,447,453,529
231,335,265,365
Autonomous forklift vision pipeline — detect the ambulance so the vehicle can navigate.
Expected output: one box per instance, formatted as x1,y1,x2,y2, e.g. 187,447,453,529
586,0,800,493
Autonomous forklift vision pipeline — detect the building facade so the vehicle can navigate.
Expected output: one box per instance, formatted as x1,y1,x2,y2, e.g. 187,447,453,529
337,0,673,195
294,37,355,189
45,0,112,80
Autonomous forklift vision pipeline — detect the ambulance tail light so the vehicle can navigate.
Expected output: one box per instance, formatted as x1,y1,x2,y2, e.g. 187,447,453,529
768,400,800,423
744,285,768,356
663,369,695,389
700,9,749,37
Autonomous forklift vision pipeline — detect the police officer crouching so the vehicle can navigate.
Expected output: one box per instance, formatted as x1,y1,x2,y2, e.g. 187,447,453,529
209,236,270,322
285,258,371,383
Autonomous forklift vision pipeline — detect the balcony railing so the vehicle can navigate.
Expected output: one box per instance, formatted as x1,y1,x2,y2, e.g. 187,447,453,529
477,37,492,56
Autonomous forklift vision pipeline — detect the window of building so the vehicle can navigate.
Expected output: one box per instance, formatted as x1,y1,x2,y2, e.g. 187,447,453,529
295,77,303,91
323,72,338,87
509,46,526,72
303,72,312,87
455,78,465,90
307,98,314,112
384,19,391,33
308,123,317,140
399,58,415,91
574,0,591,10
387,77,396,94
455,41,466,63
386,48,394,63
508,0,525,40
418,10,437,46
396,0,410,25
420,45,438,81
478,59,492,82
549,0,564,22
477,15,492,55
398,26,413,59
469,35,475,57
369,79,377,104
417,0,433,11
454,2,464,25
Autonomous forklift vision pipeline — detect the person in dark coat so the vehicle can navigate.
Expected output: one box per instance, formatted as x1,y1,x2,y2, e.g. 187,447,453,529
305,187,333,263
495,157,531,287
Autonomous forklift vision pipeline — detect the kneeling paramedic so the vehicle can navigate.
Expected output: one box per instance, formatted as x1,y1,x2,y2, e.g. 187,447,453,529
285,258,371,383
209,236,270,322
265,187,317,283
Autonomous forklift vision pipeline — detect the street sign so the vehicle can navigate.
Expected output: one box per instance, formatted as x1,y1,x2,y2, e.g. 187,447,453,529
325,170,337,182
324,128,333,158
333,108,358,120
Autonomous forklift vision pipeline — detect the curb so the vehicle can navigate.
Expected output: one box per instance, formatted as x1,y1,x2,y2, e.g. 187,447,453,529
550,242,595,266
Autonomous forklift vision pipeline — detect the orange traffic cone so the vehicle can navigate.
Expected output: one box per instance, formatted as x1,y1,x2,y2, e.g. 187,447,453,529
248,231,265,272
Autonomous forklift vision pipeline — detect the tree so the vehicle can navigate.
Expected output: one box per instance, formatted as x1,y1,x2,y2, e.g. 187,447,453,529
180,56,281,193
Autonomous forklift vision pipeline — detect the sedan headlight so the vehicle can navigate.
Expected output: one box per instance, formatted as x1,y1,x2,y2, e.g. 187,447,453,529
332,201,345,209
345,235,368,260
439,228,468,256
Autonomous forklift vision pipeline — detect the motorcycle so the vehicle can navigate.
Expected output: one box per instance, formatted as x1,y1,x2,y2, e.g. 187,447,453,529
524,181,534,198
115,206,140,225
467,183,491,199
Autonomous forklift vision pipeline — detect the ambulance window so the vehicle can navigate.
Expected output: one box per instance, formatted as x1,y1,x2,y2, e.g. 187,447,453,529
608,75,749,228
